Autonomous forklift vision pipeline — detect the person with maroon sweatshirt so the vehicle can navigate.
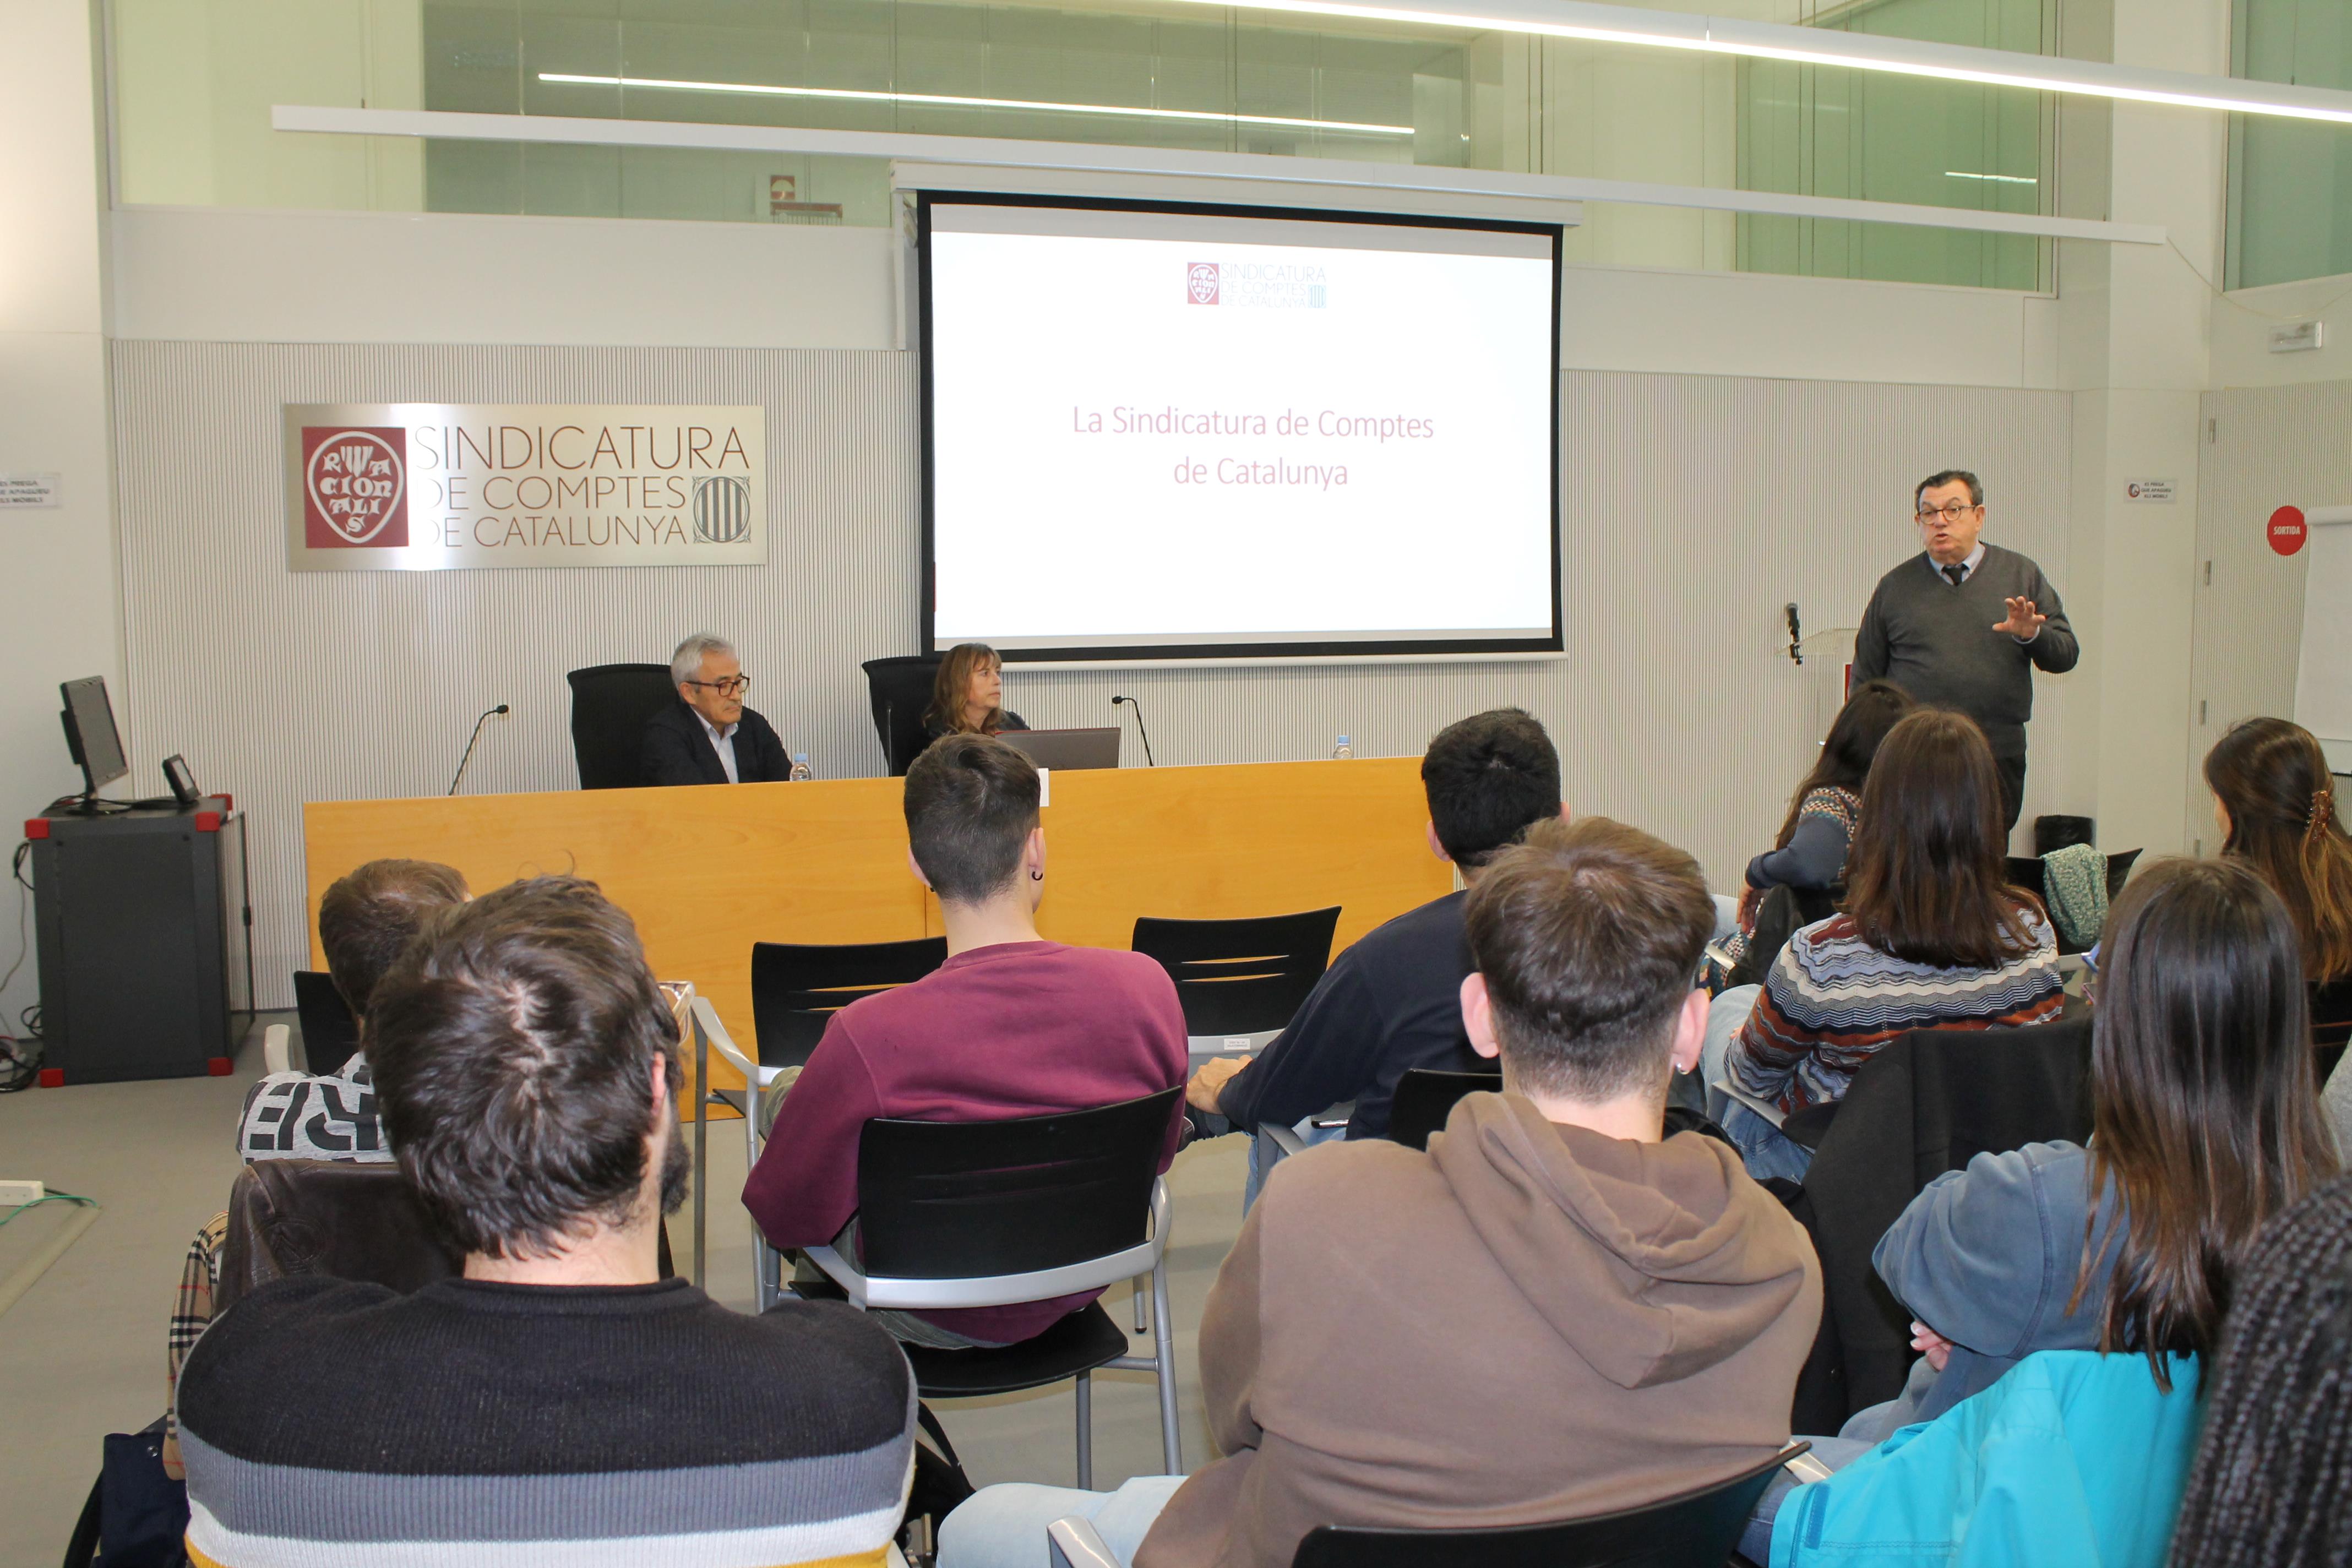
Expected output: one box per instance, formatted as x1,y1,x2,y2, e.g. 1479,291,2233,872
741,732,1189,1349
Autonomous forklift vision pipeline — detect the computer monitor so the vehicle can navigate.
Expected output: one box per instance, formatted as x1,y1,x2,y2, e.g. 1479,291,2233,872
59,676,128,804
996,727,1121,772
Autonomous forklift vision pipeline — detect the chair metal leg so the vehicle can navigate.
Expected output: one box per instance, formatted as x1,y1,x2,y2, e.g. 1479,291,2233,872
1133,1274,1148,1333
748,1093,767,1311
1152,1258,1182,1475
1074,1370,1092,1490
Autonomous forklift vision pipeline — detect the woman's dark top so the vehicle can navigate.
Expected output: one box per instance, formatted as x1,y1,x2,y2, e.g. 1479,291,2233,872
923,710,1029,743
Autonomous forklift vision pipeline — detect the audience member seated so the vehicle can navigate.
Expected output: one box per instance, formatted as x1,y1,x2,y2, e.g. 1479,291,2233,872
936,815,1822,1568
1859,857,2334,1439
1707,680,1912,985
639,630,794,785
1706,708,2061,1180
1186,707,1563,1179
922,641,1030,741
1738,855,2334,1561
2166,1174,2352,1568
2203,717,2352,1089
165,857,467,1478
177,876,917,1568
742,733,1186,1349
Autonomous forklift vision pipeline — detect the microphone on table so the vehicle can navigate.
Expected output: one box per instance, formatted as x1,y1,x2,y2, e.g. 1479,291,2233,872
1112,695,1156,767
447,704,510,795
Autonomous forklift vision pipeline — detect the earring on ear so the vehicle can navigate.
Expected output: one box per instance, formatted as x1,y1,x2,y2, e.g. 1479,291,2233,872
1030,869,1044,881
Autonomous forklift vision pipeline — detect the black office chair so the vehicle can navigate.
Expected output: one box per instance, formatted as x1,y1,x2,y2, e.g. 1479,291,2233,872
565,662,679,790
291,970,360,1071
1048,1443,1810,1568
1131,907,1341,1044
861,655,943,776
750,937,950,1076
794,1087,1188,1485
1386,1066,1504,1152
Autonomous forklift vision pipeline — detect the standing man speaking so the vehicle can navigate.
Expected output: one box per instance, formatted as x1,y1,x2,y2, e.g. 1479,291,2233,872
1854,470,2077,834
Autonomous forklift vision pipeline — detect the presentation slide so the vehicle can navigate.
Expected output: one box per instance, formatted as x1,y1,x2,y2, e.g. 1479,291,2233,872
923,197,1560,660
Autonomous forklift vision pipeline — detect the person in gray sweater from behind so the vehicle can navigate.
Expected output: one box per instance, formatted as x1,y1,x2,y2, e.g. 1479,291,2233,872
1855,857,2337,1441
1854,469,2078,831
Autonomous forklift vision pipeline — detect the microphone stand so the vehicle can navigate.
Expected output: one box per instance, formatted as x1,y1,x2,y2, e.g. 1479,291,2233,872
448,704,509,795
1113,695,1156,767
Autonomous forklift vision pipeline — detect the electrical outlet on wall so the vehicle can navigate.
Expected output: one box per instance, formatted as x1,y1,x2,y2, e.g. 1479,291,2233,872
0,1180,45,1207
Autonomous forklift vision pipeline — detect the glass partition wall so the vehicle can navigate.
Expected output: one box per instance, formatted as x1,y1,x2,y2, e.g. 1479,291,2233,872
110,0,2060,290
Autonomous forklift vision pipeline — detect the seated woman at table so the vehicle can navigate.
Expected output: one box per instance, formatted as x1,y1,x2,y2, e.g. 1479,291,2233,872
923,643,1030,743
1705,708,2061,1181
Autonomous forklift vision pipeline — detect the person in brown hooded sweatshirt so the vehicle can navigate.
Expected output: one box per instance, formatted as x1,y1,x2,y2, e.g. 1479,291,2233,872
935,814,1824,1568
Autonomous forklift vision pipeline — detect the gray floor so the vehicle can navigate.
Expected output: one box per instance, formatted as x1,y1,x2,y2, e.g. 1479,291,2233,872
0,1016,1246,1568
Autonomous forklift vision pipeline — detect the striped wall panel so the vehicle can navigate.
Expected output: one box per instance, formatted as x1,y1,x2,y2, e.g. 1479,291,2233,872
111,341,2072,1008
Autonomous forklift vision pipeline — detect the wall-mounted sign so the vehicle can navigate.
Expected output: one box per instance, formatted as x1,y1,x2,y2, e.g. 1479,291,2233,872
282,404,765,571
2271,505,2310,556
0,472,62,509
2124,478,2176,503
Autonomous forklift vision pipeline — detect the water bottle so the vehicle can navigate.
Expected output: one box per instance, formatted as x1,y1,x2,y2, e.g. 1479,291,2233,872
1331,734,1353,760
788,752,813,782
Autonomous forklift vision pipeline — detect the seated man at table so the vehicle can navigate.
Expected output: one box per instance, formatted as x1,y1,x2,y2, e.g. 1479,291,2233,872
178,876,917,1567
742,733,1190,1349
935,816,1822,1568
640,630,793,786
1186,708,1564,1164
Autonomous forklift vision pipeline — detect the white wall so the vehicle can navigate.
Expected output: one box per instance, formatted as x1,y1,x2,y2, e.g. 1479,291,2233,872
0,0,124,1037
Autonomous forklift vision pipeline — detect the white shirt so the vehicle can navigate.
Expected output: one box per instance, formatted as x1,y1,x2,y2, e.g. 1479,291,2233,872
1927,541,2038,643
693,710,741,784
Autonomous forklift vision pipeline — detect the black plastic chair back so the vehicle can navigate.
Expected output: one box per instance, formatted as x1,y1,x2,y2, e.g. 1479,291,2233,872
1289,1442,1806,1568
855,1086,1183,1280
1131,907,1341,1037
751,938,949,1070
291,970,361,1070
1387,1067,1502,1151
2005,850,2143,954
566,662,680,790
862,655,944,776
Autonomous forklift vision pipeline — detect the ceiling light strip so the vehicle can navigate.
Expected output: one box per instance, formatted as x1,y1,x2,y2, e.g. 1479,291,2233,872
535,72,1415,137
1140,0,2352,126
271,104,2165,244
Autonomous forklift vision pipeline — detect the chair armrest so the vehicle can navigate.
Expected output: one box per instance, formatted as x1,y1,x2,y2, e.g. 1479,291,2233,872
1048,1517,1121,1568
262,1023,292,1075
692,995,758,1085
1256,1122,1307,1158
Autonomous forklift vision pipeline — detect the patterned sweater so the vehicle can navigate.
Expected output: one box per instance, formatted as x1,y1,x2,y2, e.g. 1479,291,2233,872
1728,910,2062,1115
178,1275,915,1567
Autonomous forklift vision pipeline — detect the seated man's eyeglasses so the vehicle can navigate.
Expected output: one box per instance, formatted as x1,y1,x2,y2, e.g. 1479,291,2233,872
1915,502,1979,525
685,674,752,696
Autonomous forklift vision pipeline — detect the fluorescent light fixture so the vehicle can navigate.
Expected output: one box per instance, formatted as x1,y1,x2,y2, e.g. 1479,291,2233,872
1141,0,2352,127
1946,171,2039,184
537,71,1414,137
271,104,2169,246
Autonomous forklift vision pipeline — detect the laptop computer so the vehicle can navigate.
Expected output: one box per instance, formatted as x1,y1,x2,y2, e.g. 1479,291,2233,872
998,727,1122,771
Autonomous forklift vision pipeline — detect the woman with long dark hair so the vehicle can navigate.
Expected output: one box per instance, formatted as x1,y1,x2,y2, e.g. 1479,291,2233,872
1709,680,1915,982
2203,717,2352,1068
2167,1175,2352,1568
1869,856,2337,1428
1707,708,2060,1178
922,643,1028,741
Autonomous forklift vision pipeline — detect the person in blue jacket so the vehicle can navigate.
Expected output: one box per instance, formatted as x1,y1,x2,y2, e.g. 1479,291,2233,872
1745,855,2339,1562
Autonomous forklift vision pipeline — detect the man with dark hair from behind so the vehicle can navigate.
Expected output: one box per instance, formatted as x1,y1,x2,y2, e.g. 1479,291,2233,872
1188,708,1563,1175
742,733,1190,1349
234,857,470,1162
177,876,917,1568
934,815,1821,1568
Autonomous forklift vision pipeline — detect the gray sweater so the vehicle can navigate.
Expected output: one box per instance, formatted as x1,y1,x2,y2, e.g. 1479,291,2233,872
1853,545,2078,756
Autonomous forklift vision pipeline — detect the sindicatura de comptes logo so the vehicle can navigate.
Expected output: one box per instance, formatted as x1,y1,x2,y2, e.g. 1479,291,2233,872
1187,260,1327,309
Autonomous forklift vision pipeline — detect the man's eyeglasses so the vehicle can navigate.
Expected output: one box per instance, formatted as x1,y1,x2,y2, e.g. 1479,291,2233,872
685,675,751,697
1915,501,1980,525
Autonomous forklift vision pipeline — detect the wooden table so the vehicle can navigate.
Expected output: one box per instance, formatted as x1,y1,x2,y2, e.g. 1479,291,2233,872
303,756,1451,1098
